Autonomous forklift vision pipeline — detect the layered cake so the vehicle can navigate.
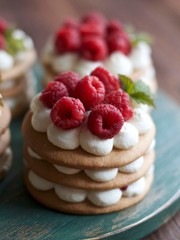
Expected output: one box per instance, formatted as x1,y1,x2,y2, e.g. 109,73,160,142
0,17,37,117
23,67,156,214
0,94,12,180
42,12,157,93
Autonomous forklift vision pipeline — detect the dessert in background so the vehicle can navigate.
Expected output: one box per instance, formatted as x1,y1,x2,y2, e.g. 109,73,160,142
0,94,12,180
0,17,37,117
42,12,157,93
23,67,156,214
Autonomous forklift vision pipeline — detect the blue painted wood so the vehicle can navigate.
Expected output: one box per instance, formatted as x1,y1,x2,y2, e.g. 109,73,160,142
0,68,179,240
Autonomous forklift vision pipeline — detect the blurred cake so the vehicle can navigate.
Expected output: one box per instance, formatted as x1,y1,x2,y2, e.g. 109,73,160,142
42,12,157,93
0,17,37,117
23,68,156,214
0,94,12,180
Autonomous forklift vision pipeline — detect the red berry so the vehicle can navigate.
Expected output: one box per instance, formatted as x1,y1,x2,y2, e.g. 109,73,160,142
106,19,124,34
104,90,133,121
75,76,105,110
63,18,79,29
0,18,8,33
40,81,68,109
0,34,5,49
55,27,80,53
88,104,124,139
54,71,80,96
91,67,120,94
107,32,131,55
81,36,108,61
80,22,105,37
120,186,128,191
50,97,86,129
82,11,106,26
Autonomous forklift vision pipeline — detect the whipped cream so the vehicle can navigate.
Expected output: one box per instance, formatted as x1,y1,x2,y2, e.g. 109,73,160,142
31,107,51,133
47,123,80,150
87,188,122,207
80,126,113,156
0,50,14,70
128,108,153,134
54,165,81,175
130,42,151,69
29,170,54,190
85,168,118,182
28,147,42,160
114,122,139,149
52,53,78,73
75,59,102,77
123,176,145,197
104,51,133,75
30,93,43,113
119,156,144,173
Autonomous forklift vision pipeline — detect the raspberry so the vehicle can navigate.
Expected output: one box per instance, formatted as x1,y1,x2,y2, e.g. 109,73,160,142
81,36,108,61
82,11,106,26
63,18,79,29
91,67,120,94
0,34,5,49
107,32,131,55
80,22,105,37
0,18,8,33
75,76,105,110
40,81,68,109
104,90,133,121
106,19,124,34
54,71,80,96
88,104,124,139
50,97,86,129
120,186,128,191
55,27,80,53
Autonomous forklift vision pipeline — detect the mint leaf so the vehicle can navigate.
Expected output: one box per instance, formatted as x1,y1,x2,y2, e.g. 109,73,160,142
130,92,155,107
119,75,134,94
134,80,151,94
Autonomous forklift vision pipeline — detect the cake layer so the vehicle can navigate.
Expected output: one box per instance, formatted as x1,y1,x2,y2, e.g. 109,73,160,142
22,111,156,168
25,169,153,214
25,147,155,190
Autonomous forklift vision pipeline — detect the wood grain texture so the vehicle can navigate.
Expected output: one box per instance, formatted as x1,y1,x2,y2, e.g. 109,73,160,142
0,0,180,239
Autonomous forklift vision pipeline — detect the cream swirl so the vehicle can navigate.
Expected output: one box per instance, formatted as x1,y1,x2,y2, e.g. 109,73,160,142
52,53,78,72
0,50,14,70
119,156,144,173
75,59,102,77
122,177,145,197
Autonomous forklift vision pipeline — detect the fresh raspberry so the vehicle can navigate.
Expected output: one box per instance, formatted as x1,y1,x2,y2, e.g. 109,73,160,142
40,81,68,109
104,90,133,121
107,32,131,55
82,11,106,26
50,97,86,129
0,34,5,49
120,186,128,191
81,36,108,61
88,104,124,139
91,67,120,94
0,18,8,33
75,76,105,110
106,19,124,34
54,71,80,96
80,22,105,37
63,18,79,29
55,27,80,53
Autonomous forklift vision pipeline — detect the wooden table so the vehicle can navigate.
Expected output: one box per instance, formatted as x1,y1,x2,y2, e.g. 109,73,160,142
0,0,179,239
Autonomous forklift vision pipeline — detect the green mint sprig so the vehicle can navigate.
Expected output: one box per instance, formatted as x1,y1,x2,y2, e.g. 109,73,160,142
119,75,155,108
4,28,26,56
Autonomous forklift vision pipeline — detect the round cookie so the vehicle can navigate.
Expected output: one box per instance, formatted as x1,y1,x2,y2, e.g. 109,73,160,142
24,169,153,214
25,148,155,190
22,111,156,168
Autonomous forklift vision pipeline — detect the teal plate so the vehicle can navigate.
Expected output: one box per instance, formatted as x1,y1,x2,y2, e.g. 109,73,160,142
0,68,180,240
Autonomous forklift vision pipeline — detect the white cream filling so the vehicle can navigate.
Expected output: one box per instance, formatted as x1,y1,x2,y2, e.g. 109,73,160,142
52,53,78,73
47,123,80,150
54,165,81,175
75,59,102,77
0,50,14,70
104,51,133,75
31,107,51,133
122,176,145,197
119,156,144,173
146,139,156,154
85,168,118,182
30,93,43,113
27,147,42,160
114,122,139,149
28,170,54,190
128,108,153,134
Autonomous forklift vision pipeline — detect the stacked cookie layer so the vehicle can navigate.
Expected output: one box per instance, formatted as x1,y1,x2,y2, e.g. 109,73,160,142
23,108,156,214
0,97,12,180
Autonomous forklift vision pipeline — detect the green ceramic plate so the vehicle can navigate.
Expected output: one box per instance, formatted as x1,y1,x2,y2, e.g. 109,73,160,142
0,67,179,239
